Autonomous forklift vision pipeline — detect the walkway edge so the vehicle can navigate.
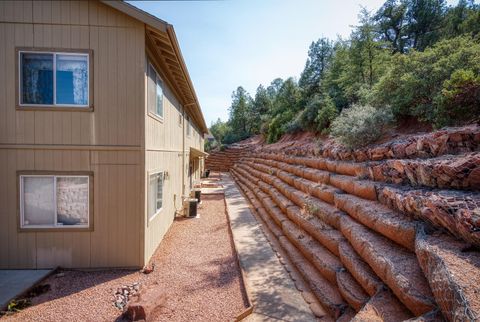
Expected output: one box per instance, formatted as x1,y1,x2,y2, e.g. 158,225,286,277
223,192,255,321
222,173,316,322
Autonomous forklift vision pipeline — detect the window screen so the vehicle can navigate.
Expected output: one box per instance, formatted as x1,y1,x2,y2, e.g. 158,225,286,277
20,53,54,105
20,51,89,107
147,63,164,119
148,172,164,220
20,175,90,228
23,177,55,226
55,54,88,105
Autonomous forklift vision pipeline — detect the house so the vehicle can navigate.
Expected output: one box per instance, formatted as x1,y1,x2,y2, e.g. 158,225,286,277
0,0,208,269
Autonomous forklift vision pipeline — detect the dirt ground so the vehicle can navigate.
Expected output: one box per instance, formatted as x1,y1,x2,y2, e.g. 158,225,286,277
1,194,248,322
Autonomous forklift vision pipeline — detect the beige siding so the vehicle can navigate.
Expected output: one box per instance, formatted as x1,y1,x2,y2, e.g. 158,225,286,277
144,58,185,261
0,149,143,269
0,1,146,269
0,0,207,269
144,151,183,262
0,0,145,147
143,55,206,262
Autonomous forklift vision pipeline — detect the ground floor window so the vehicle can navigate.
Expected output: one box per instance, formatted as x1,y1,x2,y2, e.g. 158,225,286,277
148,171,164,221
19,173,91,229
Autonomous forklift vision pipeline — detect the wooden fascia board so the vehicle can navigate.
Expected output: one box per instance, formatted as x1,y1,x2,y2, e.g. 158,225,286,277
166,26,208,133
146,39,188,109
101,1,168,32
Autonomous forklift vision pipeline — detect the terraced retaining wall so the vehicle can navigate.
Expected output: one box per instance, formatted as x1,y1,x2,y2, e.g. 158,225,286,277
205,143,255,172
229,125,480,321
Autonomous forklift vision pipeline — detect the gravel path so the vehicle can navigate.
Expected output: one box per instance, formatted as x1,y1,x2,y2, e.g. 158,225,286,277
1,194,248,322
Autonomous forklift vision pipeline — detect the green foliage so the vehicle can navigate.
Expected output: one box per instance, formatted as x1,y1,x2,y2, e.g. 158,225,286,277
287,95,338,133
209,118,230,144
6,299,31,313
299,38,333,101
266,78,302,142
315,96,338,132
374,0,408,53
209,0,480,146
252,85,273,134
436,69,480,126
372,36,480,126
228,86,253,140
331,105,393,148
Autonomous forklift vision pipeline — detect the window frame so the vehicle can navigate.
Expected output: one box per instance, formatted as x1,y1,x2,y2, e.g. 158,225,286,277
17,171,94,232
147,170,164,223
16,48,93,111
147,62,165,122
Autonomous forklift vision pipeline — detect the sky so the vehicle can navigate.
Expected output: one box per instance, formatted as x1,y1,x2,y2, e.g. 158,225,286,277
130,0,458,126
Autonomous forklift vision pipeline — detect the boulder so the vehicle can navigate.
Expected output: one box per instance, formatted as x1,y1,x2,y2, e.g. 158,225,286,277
351,290,413,322
336,270,369,311
338,241,384,297
125,283,166,321
340,216,436,315
415,228,480,321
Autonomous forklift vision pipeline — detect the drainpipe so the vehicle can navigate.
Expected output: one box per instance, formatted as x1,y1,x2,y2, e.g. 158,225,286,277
182,105,185,198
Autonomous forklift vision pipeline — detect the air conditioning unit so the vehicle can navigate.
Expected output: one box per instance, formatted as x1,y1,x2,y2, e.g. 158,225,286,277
190,188,202,204
184,197,198,218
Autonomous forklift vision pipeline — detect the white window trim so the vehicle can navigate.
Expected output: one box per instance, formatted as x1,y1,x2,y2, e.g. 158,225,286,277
148,170,164,222
148,62,164,121
18,50,90,108
19,175,90,229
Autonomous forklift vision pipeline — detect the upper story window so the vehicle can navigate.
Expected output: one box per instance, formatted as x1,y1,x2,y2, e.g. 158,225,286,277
147,63,164,119
19,50,90,108
186,115,191,136
19,173,92,230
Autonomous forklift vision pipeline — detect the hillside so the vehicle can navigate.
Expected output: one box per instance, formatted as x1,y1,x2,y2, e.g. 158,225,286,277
206,124,480,321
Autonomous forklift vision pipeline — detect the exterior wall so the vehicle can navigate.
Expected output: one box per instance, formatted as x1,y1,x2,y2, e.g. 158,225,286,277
143,54,206,263
0,1,146,268
144,66,185,262
186,122,205,185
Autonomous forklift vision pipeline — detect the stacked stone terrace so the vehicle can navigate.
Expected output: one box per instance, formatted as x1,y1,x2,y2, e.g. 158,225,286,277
205,143,255,172
230,125,480,321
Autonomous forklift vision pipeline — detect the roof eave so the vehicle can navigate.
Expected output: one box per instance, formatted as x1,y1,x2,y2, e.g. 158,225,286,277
100,0,209,134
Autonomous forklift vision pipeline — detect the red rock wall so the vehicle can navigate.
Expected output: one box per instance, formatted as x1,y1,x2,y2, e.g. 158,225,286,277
228,125,480,321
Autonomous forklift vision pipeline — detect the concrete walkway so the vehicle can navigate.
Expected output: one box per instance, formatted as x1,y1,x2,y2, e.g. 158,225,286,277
0,269,53,310
221,173,315,322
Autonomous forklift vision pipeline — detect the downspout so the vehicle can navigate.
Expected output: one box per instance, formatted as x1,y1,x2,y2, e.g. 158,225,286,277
182,105,185,198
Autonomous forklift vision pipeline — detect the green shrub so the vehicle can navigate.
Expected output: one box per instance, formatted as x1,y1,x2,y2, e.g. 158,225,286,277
372,36,480,126
267,110,295,143
436,69,480,126
315,96,338,132
330,104,393,148
284,95,339,134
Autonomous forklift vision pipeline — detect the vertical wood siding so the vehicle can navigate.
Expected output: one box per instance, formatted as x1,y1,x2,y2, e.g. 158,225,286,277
0,0,144,147
0,1,146,268
143,57,206,262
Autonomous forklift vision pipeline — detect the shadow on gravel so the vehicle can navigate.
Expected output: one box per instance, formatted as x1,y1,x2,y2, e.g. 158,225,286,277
27,269,138,307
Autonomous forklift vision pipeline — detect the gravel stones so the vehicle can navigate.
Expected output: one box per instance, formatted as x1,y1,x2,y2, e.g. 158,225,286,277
113,282,140,310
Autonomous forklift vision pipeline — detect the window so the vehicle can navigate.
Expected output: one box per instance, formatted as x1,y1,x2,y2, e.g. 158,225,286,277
19,174,91,229
19,50,90,107
148,171,164,220
147,63,164,119
179,111,182,126
186,116,191,136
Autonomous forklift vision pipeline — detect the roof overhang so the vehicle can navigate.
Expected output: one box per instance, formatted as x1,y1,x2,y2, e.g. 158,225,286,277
101,1,209,134
190,147,208,159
